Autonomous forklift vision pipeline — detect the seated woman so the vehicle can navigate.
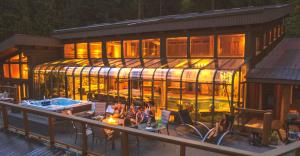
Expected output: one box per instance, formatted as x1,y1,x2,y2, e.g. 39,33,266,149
135,106,146,125
111,103,125,118
207,114,229,140
143,104,154,123
125,105,137,125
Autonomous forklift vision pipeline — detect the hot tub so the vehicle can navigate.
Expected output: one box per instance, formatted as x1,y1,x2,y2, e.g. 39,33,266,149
21,98,92,113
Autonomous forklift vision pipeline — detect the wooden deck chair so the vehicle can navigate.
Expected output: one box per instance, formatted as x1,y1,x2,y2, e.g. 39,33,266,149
202,114,235,145
178,109,210,139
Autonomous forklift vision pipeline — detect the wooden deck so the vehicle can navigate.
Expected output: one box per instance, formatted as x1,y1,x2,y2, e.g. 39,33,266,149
2,101,300,156
0,130,68,156
1,112,274,156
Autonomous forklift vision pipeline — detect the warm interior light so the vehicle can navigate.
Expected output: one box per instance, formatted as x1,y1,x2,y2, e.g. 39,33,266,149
90,42,102,58
194,59,211,68
107,41,121,58
155,109,162,121
76,43,88,58
64,44,75,58
108,116,117,124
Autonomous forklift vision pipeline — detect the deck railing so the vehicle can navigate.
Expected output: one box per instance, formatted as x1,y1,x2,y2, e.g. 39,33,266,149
0,101,300,156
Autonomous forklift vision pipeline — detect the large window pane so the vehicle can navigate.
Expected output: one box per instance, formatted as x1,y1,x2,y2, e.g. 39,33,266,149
3,64,9,78
107,41,121,58
190,36,214,57
64,44,75,58
167,37,187,58
76,43,88,58
142,39,160,58
124,40,139,58
22,64,28,79
218,34,245,57
10,64,20,78
90,42,102,58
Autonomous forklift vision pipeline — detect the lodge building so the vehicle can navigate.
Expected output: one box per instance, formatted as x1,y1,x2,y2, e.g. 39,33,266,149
0,4,296,124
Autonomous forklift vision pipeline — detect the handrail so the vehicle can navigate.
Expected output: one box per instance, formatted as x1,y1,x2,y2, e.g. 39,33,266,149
0,101,299,156
235,107,272,114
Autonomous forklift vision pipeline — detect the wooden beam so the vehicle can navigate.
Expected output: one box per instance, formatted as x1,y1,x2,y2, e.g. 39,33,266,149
22,110,29,137
48,117,55,148
262,112,272,145
121,132,129,156
180,144,186,156
81,122,88,156
1,105,8,131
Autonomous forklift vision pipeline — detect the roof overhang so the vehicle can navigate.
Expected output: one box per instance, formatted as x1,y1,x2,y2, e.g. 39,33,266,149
52,4,293,40
0,34,62,59
247,38,300,84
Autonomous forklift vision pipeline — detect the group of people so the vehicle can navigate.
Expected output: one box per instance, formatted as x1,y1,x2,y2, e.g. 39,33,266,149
109,102,155,127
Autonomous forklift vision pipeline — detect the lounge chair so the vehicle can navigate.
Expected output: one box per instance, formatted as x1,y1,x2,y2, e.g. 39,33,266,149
202,114,235,145
178,109,210,139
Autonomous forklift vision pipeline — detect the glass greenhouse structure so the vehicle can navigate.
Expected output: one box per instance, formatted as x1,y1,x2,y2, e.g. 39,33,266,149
33,58,246,121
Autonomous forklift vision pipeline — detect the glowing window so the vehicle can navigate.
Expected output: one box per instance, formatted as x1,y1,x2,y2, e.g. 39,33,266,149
10,64,20,79
142,39,160,58
107,41,121,58
21,53,28,62
76,43,88,58
190,36,214,57
167,37,187,58
22,64,28,79
90,42,102,58
64,44,75,58
218,34,245,57
123,40,139,58
3,64,9,78
9,55,20,62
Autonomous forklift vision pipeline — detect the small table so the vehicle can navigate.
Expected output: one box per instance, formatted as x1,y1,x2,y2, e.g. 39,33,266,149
138,123,166,133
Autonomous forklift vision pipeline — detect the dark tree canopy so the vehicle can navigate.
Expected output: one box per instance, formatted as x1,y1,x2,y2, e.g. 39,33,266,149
0,0,299,41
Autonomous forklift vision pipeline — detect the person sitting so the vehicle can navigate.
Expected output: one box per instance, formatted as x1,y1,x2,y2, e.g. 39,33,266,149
111,103,125,118
135,106,145,125
143,103,154,123
207,114,229,140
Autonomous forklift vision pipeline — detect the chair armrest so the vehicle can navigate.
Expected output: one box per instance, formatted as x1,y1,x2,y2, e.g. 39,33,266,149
194,121,210,131
202,128,215,142
184,123,204,139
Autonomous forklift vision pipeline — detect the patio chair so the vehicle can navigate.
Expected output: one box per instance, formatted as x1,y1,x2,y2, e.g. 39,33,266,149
71,121,92,144
178,109,210,139
202,114,235,145
90,125,114,152
161,110,171,135
93,102,107,116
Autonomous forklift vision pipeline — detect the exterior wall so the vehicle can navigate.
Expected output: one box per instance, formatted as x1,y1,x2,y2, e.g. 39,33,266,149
0,46,62,100
247,83,293,126
25,47,62,99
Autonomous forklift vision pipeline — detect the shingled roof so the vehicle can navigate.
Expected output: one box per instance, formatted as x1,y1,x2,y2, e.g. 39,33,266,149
247,38,300,84
53,4,292,39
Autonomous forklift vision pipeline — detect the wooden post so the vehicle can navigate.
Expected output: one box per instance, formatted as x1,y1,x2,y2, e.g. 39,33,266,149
121,132,129,156
48,116,55,148
22,110,29,137
180,144,186,156
1,105,8,131
296,147,300,156
262,112,272,145
81,122,88,156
